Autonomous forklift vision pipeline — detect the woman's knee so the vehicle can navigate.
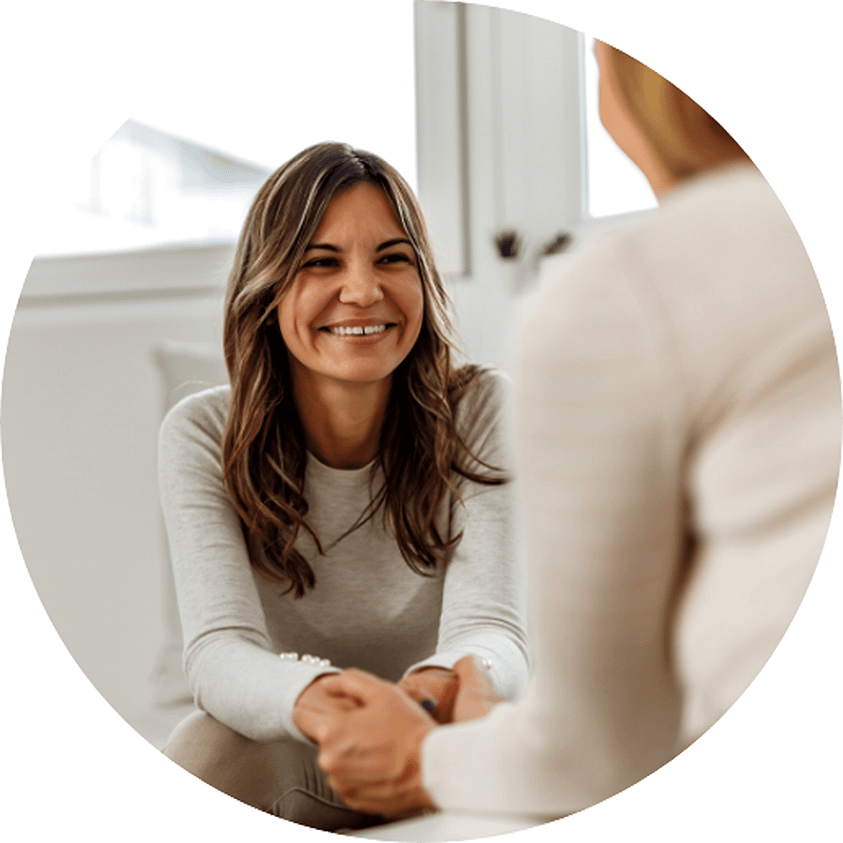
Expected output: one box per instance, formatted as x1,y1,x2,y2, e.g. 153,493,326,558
162,711,272,805
161,711,335,819
162,711,242,771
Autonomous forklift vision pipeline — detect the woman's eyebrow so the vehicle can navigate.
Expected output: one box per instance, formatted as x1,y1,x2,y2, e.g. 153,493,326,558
304,243,340,253
376,238,413,251
303,238,412,253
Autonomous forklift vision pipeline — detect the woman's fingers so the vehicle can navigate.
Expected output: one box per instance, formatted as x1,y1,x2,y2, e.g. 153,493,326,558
397,668,458,722
329,767,435,817
452,654,493,687
451,655,504,722
395,679,431,704
317,668,386,704
339,780,436,818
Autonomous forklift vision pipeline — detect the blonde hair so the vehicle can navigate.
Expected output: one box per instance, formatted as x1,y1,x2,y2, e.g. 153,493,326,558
600,43,749,182
221,142,504,597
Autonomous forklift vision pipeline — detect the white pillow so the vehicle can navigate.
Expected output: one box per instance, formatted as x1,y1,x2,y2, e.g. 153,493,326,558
153,339,228,414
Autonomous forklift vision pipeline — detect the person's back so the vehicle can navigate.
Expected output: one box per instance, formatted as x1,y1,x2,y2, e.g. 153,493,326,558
634,162,839,747
519,160,839,755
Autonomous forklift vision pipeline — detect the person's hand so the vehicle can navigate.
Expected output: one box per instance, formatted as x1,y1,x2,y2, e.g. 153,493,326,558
450,655,505,722
292,673,361,743
397,667,458,724
308,669,438,817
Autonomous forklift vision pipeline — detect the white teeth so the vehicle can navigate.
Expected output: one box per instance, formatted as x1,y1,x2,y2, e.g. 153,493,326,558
328,324,388,336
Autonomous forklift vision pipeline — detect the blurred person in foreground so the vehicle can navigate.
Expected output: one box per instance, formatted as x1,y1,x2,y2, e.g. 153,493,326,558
295,41,841,820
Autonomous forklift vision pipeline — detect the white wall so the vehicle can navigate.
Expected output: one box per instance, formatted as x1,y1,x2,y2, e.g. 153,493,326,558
2,253,228,746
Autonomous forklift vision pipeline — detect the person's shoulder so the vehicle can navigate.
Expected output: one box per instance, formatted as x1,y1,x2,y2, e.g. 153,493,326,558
451,365,510,433
160,385,231,446
651,162,775,231
563,163,768,253
472,366,510,404
452,364,509,399
531,164,782,304
630,163,812,304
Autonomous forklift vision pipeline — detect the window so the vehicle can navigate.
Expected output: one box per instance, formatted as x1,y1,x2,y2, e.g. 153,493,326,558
35,0,417,259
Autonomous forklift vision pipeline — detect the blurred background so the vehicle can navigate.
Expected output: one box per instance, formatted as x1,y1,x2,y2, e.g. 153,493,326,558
2,1,658,749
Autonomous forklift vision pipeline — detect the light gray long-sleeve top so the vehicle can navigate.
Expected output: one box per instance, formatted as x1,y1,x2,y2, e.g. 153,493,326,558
421,163,841,818
158,368,529,743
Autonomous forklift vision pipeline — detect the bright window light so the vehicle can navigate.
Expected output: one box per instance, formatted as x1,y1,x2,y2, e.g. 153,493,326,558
37,1,417,257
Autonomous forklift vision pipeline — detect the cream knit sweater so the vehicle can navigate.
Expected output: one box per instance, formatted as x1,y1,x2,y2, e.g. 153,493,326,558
422,164,841,818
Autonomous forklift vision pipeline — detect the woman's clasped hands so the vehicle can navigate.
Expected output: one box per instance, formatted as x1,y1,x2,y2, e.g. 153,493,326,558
292,655,504,817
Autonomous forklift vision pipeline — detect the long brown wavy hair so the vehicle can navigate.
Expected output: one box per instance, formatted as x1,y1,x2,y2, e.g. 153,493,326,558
221,142,505,597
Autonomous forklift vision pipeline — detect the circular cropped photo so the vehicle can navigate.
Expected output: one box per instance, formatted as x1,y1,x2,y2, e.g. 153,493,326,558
2,1,839,840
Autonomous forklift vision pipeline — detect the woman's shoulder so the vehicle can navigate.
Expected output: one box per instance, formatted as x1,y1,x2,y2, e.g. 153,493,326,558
524,166,782,327
451,365,510,436
160,385,231,448
452,363,508,401
472,365,510,403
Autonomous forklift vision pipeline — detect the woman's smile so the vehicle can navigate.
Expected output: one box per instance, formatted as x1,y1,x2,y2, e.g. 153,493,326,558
318,318,398,338
321,323,392,337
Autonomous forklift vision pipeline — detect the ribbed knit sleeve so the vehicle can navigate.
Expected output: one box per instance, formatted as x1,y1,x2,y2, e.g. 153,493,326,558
404,370,531,700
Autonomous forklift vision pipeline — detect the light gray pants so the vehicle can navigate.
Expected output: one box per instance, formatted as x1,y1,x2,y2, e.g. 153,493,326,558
162,710,383,832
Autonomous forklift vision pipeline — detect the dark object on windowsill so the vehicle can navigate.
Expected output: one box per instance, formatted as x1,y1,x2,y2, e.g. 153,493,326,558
494,230,522,260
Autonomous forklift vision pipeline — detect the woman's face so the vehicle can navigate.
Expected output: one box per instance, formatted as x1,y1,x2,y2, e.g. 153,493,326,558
277,182,424,394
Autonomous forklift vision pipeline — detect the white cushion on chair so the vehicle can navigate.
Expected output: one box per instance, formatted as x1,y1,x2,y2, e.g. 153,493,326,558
153,339,228,414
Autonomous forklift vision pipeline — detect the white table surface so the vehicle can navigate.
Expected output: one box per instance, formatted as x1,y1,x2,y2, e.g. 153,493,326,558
345,811,546,841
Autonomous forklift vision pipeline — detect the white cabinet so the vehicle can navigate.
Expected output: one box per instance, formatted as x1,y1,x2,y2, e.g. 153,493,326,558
415,1,584,369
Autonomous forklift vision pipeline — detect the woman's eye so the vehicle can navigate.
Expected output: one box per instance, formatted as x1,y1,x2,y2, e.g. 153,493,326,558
300,257,338,269
299,253,414,271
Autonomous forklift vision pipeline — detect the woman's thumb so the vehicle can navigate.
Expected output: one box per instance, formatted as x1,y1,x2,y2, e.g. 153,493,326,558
452,655,492,689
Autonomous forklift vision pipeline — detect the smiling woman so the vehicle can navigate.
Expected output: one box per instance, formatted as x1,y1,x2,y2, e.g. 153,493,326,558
156,142,530,832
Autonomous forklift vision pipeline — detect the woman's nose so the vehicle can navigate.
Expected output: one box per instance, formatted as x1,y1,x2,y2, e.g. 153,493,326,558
338,264,384,307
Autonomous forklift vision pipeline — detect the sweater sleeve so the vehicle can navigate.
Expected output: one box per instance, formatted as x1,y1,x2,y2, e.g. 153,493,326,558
404,370,531,701
157,389,339,743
